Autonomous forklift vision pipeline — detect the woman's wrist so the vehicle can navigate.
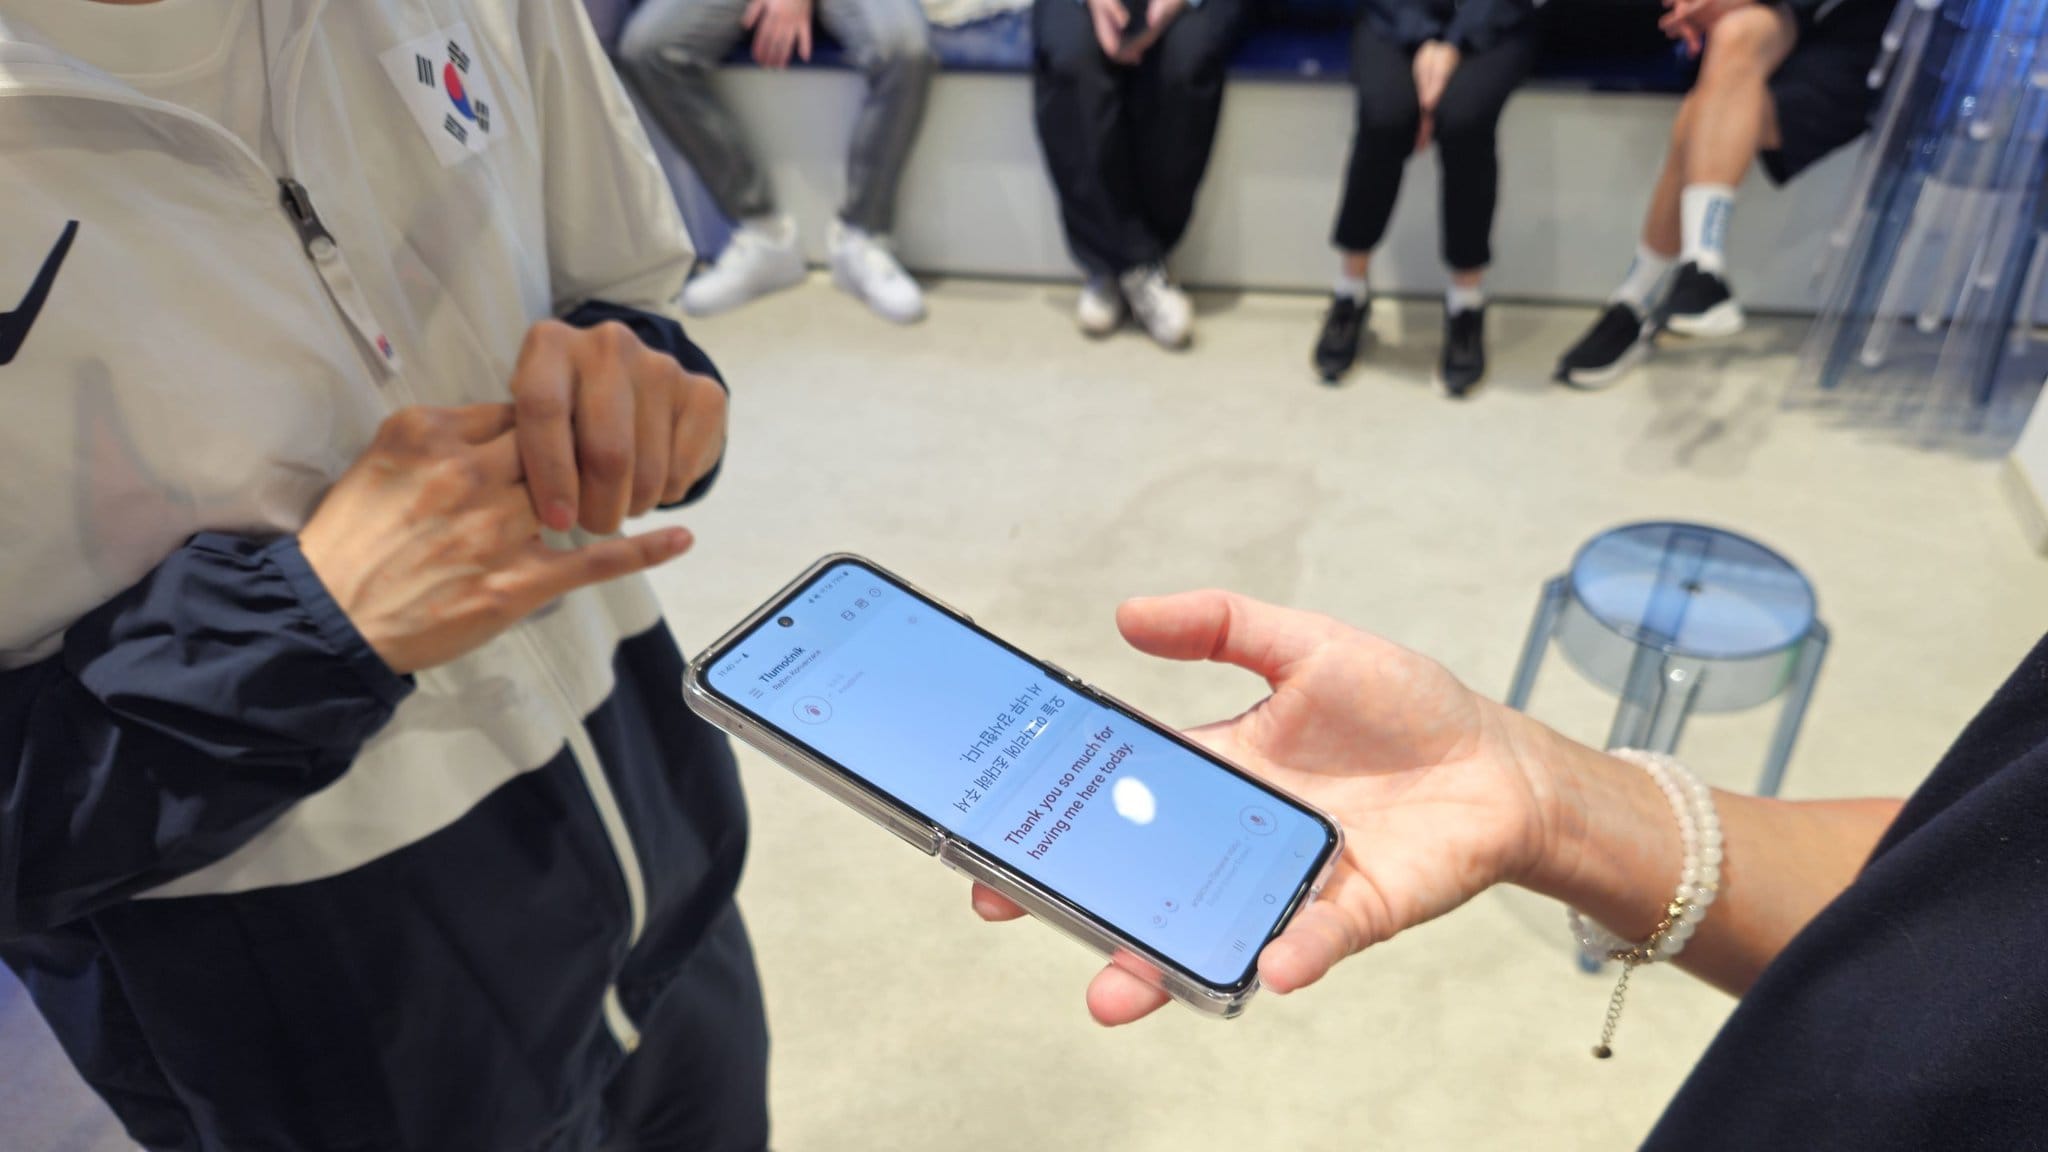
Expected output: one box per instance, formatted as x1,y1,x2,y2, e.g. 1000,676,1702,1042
1509,718,1685,942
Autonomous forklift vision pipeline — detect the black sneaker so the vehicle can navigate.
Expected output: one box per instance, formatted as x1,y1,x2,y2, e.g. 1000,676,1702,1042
1660,262,1745,338
1440,306,1486,397
1556,301,1653,390
1314,293,1369,383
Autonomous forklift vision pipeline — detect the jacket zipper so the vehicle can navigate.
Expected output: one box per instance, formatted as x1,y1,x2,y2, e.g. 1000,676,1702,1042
277,177,405,379
265,11,649,1051
513,628,648,1053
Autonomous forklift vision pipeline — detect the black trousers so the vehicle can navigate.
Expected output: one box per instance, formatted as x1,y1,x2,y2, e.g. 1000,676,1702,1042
1032,0,1250,277
1332,23,1535,271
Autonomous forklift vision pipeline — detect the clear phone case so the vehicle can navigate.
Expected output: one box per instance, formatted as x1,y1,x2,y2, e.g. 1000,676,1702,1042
683,553,1343,1019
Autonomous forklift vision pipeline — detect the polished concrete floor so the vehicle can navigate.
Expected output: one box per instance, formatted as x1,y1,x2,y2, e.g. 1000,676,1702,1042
6,279,2044,1151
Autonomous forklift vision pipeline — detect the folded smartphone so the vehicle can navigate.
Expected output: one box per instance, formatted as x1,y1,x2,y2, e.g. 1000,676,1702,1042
686,555,1343,1017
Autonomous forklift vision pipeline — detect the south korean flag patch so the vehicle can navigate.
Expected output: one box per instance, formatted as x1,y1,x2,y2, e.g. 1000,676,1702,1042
380,23,500,166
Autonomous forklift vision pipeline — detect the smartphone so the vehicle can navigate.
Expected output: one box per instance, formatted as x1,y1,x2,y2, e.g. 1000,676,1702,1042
685,555,1343,1017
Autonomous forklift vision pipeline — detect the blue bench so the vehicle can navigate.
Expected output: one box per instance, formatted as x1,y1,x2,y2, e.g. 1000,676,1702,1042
727,3,1696,93
584,0,1721,283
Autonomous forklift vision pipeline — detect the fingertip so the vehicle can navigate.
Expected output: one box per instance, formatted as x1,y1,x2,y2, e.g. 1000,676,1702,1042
1113,592,1181,643
544,500,576,533
1086,966,1168,1027
1116,589,1234,661
1259,909,1352,995
969,883,1027,922
624,527,693,571
1114,593,1159,618
1256,942,1313,996
1256,948,1299,995
970,891,1005,922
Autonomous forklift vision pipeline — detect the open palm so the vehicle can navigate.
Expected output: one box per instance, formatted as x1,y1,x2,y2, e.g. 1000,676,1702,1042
971,590,1558,1024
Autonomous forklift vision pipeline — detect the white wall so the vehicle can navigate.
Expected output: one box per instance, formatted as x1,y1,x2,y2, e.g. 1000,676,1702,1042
715,69,1860,308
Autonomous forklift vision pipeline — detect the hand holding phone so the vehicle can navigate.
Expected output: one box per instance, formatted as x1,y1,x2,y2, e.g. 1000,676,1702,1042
689,559,1345,1017
971,590,1560,1026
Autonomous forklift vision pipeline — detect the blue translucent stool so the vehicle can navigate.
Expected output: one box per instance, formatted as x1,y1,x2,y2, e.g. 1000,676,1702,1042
1506,522,1829,800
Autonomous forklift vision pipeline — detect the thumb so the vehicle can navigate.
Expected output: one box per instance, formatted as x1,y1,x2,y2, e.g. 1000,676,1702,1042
1115,590,1328,682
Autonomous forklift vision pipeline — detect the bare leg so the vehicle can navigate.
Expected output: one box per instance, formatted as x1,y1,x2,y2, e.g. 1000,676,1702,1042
1640,97,1692,258
1342,251,1372,280
1636,5,1794,258
1684,6,1796,186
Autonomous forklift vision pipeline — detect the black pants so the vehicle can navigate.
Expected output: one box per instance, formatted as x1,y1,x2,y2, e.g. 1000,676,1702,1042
1332,23,1535,271
595,903,769,1151
1033,0,1250,277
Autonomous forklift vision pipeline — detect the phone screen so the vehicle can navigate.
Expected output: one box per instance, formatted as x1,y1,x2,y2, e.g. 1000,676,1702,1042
702,560,1338,989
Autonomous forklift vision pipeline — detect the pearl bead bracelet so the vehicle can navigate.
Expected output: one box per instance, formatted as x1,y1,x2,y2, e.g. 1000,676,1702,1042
1566,749,1722,1059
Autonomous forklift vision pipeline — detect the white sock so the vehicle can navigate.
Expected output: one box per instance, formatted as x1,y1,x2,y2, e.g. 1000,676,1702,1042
1611,243,1676,313
1446,282,1486,315
1335,272,1369,302
1680,184,1736,275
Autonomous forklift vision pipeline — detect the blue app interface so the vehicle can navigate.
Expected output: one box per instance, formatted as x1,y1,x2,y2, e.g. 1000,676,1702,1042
706,562,1331,986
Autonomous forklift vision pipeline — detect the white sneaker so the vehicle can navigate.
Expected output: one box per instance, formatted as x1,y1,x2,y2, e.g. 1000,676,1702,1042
1119,264,1192,349
829,221,925,324
680,216,806,317
1077,276,1125,337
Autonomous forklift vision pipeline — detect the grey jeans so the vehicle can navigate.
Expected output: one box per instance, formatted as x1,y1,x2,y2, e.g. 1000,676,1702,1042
618,0,937,235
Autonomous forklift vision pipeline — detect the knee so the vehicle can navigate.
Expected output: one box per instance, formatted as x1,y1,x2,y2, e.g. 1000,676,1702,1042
1698,7,1785,83
1431,97,1494,150
1356,89,1420,147
617,23,715,79
1036,40,1101,88
1359,106,1419,148
1351,65,1421,140
863,29,938,84
1033,1,1103,78
1155,40,1229,98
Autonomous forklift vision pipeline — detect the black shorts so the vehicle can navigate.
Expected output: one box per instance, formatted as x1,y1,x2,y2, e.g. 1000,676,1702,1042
1761,0,1893,184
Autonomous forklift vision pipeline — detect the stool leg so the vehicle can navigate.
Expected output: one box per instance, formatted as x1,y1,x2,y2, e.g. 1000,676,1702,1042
1605,644,1663,752
1758,623,1830,798
1506,576,1569,712
1643,658,1705,754
1606,650,1706,754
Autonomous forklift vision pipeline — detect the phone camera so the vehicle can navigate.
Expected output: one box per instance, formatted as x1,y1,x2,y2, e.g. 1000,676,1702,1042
777,616,795,628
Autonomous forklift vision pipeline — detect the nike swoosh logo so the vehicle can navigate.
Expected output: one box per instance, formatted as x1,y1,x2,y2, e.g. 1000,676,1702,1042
0,221,80,367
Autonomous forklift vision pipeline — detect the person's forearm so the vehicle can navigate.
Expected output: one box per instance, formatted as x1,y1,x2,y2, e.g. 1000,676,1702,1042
1515,718,1902,995
0,534,407,936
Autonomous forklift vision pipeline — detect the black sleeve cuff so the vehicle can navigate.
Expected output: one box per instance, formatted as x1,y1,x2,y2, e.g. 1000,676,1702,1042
265,537,414,711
